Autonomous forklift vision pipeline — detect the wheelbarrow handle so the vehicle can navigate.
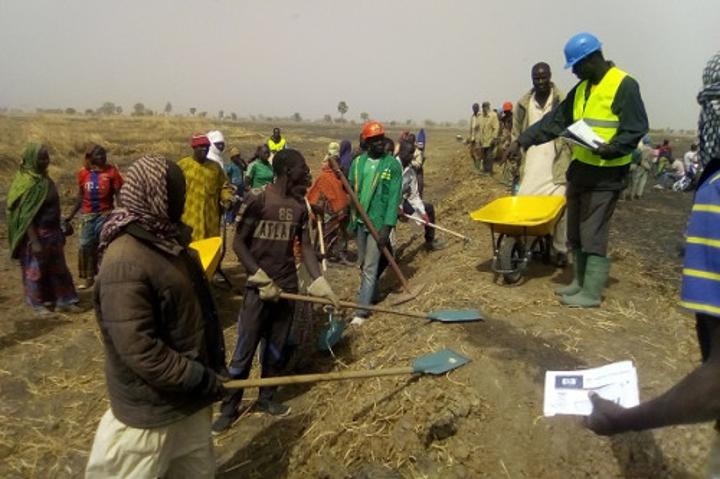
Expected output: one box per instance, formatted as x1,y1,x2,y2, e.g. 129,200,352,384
279,292,429,320
224,366,414,389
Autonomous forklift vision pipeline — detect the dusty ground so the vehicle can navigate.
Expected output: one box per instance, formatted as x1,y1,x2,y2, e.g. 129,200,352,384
0,115,707,478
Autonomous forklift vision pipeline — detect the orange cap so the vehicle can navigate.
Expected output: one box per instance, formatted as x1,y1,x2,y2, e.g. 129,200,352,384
361,120,385,140
503,102,513,112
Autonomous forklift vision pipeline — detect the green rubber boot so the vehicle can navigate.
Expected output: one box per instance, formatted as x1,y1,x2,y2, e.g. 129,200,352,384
561,255,610,308
554,250,587,296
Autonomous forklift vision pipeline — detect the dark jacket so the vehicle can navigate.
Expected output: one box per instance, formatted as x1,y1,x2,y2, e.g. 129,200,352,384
94,227,226,428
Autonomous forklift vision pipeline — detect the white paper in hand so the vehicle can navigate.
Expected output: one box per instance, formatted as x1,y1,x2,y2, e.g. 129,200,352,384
565,120,606,149
543,361,639,417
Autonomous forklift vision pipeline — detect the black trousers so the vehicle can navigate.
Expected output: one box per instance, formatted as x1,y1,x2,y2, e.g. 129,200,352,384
402,199,436,243
221,287,294,414
481,146,495,173
565,182,619,256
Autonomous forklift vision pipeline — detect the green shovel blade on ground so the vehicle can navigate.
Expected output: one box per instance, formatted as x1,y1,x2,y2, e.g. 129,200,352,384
278,293,484,352
318,310,345,352
224,349,471,390
411,348,471,374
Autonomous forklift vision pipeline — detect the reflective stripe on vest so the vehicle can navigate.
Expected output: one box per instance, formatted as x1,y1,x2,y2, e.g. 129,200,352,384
572,67,632,167
268,137,287,152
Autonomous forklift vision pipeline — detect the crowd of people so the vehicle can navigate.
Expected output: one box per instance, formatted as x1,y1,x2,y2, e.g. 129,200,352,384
4,115,442,475
4,31,720,476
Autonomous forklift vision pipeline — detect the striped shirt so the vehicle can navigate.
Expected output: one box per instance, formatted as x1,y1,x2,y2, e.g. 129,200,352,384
680,170,720,317
78,166,123,214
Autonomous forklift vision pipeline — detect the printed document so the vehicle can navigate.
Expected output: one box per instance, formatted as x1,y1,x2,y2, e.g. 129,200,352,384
564,119,607,149
543,361,639,416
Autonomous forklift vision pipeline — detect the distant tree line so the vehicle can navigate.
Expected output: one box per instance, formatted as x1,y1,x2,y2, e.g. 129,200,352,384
14,99,482,130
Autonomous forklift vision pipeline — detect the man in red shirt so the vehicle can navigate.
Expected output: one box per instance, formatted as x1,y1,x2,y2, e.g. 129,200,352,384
65,144,123,288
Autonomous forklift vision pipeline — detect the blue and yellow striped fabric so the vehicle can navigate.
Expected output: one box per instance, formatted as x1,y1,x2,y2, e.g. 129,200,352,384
681,171,720,317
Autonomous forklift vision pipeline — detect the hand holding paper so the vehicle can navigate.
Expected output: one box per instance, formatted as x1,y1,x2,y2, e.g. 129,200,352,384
564,120,606,149
543,361,639,417
584,392,631,436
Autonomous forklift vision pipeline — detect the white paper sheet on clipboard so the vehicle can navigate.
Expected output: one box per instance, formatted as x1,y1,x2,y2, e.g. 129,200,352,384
563,119,606,150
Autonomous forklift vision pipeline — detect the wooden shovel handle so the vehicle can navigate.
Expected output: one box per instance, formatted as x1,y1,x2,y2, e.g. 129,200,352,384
316,217,328,272
279,292,429,320
224,366,414,389
328,157,412,294
402,213,472,242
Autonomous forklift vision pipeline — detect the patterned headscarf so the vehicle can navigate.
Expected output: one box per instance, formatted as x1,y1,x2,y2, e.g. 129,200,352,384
98,155,180,258
698,51,720,167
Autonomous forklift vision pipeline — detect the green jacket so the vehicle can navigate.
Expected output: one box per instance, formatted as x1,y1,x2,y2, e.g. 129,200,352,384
512,84,572,185
348,153,402,232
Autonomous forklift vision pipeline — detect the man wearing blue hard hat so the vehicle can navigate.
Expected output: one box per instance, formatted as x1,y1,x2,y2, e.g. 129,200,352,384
508,32,648,308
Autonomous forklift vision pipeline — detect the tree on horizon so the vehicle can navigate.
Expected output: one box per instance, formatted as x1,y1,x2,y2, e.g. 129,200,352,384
337,101,348,119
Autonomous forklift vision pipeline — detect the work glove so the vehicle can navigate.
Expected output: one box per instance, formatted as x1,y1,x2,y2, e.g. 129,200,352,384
421,213,430,224
247,268,281,302
194,366,228,401
377,225,392,251
307,276,340,308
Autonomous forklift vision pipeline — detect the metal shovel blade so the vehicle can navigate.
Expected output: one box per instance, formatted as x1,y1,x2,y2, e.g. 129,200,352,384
318,318,346,352
428,309,485,323
411,349,471,375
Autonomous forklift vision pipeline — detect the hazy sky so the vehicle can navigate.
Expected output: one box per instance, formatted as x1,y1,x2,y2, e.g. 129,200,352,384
0,0,717,129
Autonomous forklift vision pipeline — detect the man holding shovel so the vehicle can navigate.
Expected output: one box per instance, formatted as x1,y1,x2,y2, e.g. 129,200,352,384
212,149,339,433
398,140,446,251
348,121,403,326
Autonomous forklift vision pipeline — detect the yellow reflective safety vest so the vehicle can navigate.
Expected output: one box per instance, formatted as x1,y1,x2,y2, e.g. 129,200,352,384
267,137,287,153
572,66,632,167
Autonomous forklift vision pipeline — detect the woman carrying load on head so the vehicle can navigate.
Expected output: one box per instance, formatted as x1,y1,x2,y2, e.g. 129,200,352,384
65,144,123,289
6,144,81,315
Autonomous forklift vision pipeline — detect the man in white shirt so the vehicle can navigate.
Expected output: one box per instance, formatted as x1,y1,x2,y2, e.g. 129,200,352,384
512,62,572,265
398,141,446,251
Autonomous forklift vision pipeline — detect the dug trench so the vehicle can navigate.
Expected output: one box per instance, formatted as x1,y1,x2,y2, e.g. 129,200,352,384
0,126,706,478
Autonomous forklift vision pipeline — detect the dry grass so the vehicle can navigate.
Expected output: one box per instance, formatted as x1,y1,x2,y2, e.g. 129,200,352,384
0,114,705,478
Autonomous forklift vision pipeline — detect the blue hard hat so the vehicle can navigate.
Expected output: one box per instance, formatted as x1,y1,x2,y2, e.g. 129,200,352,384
564,32,602,69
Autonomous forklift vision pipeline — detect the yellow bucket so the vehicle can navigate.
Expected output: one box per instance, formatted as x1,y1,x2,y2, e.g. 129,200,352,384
189,237,223,279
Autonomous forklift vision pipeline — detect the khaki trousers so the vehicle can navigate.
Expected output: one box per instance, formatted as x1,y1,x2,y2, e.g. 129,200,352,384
85,406,215,479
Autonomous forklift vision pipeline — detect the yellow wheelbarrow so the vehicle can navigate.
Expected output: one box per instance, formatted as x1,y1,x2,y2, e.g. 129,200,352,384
189,237,223,279
470,196,566,284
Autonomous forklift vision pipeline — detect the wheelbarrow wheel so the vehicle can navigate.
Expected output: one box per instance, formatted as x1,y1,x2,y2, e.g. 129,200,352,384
498,235,524,284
